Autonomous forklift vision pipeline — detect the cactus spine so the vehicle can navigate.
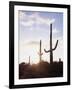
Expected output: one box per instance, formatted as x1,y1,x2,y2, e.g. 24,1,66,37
38,40,43,62
44,23,58,64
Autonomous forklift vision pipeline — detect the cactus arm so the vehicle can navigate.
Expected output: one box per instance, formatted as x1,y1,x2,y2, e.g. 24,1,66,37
44,40,58,53
44,49,51,53
52,40,58,50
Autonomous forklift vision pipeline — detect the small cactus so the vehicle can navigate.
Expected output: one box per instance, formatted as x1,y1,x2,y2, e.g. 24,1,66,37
59,58,61,62
29,56,30,64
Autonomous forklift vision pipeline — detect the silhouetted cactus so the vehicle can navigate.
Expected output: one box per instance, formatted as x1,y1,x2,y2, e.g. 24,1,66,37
44,23,58,64
59,58,61,62
38,40,43,62
29,56,30,64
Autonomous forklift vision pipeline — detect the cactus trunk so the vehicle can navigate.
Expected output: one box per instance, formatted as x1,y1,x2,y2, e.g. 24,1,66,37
40,40,41,62
50,24,53,63
38,40,43,62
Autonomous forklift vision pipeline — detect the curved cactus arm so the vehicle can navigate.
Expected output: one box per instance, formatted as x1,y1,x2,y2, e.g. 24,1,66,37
44,40,58,53
52,40,58,51
44,49,51,53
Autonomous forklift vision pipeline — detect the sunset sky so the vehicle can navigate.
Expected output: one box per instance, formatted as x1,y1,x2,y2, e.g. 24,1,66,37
18,10,63,64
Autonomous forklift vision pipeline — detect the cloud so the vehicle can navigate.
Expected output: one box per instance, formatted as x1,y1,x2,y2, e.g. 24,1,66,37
53,28,59,34
25,41,40,45
21,20,34,27
19,11,55,28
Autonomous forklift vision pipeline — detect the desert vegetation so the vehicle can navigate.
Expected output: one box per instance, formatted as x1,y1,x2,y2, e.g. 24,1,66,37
19,23,63,79
19,60,63,79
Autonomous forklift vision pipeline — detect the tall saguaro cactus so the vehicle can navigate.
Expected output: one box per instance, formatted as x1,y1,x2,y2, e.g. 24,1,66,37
38,40,43,62
44,23,58,64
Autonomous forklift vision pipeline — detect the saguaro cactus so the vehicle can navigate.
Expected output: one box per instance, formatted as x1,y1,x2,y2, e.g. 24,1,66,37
29,56,30,64
44,23,58,64
38,40,43,62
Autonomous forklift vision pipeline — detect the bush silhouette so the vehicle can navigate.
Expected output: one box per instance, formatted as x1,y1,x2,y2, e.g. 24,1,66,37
19,60,63,79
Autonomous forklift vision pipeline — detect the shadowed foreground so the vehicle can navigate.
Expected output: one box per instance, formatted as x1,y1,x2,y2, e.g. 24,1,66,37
19,61,63,79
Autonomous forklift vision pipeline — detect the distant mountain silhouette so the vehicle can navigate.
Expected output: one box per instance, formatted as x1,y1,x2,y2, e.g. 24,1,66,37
19,60,63,79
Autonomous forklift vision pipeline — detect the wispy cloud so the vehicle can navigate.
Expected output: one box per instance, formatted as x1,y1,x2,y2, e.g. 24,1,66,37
53,28,60,34
19,11,55,28
25,41,40,45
